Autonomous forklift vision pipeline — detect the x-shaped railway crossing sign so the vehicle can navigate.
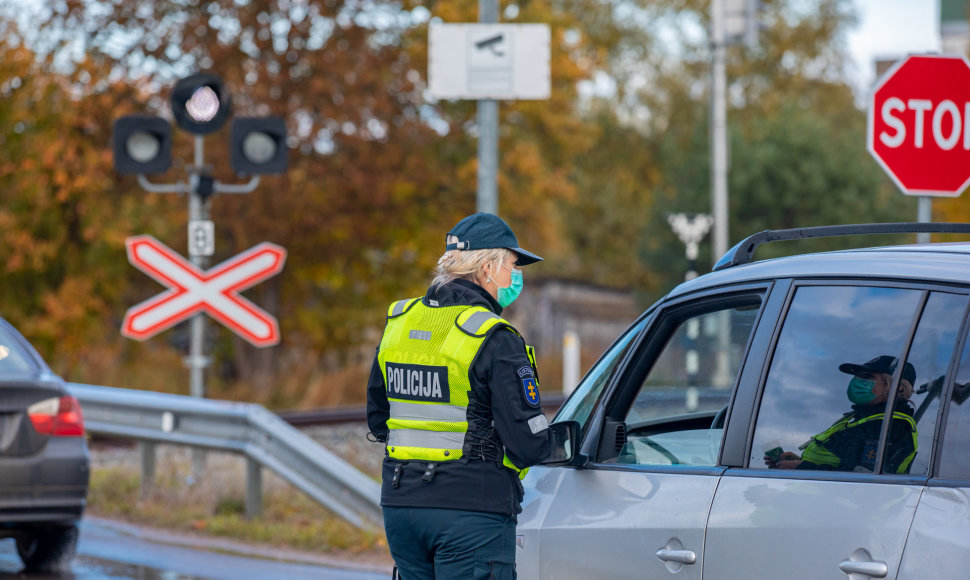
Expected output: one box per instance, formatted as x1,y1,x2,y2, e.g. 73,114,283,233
122,235,287,347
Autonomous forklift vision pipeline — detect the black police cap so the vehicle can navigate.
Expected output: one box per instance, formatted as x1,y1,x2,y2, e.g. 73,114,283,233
839,355,916,385
445,213,543,266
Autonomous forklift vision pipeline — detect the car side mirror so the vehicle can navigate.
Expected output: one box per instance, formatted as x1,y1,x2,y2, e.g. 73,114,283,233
541,420,583,466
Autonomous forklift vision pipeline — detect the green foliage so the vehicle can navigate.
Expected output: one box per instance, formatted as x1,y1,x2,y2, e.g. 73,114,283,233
630,0,916,295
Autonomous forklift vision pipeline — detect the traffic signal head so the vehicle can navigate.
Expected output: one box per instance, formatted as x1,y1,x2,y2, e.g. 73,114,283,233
230,117,288,175
112,115,172,175
171,73,232,135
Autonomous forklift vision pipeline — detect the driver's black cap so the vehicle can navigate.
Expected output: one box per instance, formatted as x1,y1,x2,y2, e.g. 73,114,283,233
839,355,916,385
446,213,543,266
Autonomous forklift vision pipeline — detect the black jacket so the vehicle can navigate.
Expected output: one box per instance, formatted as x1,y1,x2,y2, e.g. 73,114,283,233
798,399,917,473
366,279,553,515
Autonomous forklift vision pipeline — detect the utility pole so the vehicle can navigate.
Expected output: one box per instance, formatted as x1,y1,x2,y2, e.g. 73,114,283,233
477,0,499,214
711,0,729,264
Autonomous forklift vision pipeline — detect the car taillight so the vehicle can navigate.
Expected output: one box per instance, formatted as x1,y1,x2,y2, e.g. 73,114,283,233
27,396,85,437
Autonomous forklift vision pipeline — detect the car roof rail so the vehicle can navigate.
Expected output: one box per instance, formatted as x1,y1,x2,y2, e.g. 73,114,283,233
713,222,970,271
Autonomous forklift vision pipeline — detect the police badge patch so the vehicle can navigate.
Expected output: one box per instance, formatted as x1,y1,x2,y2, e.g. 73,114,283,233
862,438,878,469
522,377,541,408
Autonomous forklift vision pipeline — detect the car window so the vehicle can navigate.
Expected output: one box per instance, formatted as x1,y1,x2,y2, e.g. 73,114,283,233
555,316,647,433
888,292,967,476
0,323,38,376
938,321,970,480
749,285,934,474
608,297,762,467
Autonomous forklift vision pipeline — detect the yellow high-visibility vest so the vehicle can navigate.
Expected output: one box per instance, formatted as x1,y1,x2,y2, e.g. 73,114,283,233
377,297,531,478
799,410,917,473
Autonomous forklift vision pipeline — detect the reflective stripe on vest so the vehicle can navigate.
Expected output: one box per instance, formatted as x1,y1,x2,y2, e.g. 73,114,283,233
388,429,466,450
800,410,917,473
389,400,468,423
388,298,420,318
459,309,503,336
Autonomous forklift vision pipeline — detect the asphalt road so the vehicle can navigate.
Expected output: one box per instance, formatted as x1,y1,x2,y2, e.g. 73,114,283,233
0,518,390,580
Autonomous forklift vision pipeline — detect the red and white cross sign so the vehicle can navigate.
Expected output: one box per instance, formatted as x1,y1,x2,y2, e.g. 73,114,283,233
122,235,287,348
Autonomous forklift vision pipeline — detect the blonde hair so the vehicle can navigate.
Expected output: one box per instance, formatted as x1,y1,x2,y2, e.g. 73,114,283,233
898,378,914,400
432,246,511,288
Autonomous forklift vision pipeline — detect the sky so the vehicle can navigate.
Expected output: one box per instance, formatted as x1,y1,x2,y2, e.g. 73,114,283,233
846,0,941,95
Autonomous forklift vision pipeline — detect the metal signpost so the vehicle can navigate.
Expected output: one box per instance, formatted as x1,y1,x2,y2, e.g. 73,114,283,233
428,11,550,214
478,0,500,215
867,54,970,242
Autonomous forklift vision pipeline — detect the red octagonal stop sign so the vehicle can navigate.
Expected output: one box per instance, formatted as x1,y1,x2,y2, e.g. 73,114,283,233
868,54,970,197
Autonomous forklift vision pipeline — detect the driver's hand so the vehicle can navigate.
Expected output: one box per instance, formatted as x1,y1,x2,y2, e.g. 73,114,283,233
764,451,800,469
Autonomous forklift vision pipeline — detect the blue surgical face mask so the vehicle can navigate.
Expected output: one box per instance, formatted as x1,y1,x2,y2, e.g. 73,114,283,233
847,376,876,405
495,267,523,307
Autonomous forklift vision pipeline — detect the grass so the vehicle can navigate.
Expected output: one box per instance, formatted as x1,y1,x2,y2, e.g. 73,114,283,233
86,443,390,563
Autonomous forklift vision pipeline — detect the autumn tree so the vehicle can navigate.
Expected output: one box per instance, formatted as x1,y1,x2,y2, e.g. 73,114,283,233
1,0,920,405
0,18,186,381
16,0,654,404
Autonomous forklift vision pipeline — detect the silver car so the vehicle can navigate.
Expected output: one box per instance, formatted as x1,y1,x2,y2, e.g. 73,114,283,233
0,316,89,573
519,223,970,579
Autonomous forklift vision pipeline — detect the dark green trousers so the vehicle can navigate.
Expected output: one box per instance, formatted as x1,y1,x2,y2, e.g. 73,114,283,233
383,506,516,580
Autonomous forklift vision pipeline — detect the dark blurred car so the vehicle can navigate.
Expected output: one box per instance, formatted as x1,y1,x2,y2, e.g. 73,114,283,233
0,316,88,572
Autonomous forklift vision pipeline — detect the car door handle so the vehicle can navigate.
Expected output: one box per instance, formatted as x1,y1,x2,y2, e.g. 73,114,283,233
838,560,888,578
655,549,696,565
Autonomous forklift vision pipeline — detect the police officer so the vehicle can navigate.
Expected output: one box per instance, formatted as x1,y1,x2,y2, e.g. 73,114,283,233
366,212,553,579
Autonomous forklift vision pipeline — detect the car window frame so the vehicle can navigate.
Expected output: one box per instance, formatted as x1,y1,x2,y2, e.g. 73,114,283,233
581,282,774,471
927,296,970,486
738,278,970,485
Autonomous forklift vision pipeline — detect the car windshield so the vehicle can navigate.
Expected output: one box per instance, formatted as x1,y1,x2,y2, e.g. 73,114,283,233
555,315,649,431
0,322,38,377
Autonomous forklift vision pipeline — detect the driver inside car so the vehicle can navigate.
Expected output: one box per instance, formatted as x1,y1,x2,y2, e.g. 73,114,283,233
764,355,918,474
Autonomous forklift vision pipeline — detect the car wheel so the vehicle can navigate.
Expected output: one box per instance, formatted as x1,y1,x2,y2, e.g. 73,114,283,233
16,524,79,573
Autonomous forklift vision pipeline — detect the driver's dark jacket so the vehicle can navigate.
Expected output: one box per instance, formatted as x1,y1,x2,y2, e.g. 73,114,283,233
797,399,917,473
366,279,553,515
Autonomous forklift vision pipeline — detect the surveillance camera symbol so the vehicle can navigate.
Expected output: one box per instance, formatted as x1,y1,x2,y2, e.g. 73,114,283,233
475,34,505,57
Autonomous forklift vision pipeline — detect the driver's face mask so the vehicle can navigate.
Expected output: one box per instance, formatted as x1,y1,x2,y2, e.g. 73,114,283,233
847,376,877,405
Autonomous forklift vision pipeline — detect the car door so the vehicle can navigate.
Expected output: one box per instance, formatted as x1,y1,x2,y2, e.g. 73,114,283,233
705,282,966,580
517,313,650,577
522,286,768,579
898,313,970,580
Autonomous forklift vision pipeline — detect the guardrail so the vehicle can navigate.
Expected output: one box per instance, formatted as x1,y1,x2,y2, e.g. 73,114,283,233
276,393,568,427
67,383,383,531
